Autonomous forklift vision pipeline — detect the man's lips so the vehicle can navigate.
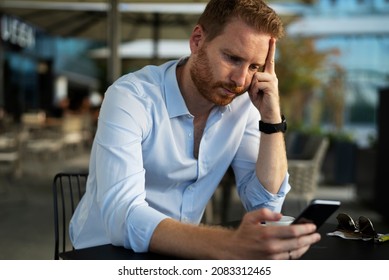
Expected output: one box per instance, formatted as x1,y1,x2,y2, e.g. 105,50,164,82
222,86,246,97
223,88,237,96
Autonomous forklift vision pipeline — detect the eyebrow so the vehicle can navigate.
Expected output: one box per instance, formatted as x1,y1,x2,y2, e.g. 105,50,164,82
222,47,263,67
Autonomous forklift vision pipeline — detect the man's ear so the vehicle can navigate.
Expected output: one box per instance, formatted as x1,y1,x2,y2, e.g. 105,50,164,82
189,25,205,53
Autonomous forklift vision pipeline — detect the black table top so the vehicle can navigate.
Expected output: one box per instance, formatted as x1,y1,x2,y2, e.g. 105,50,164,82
61,244,178,260
301,223,389,260
60,222,389,260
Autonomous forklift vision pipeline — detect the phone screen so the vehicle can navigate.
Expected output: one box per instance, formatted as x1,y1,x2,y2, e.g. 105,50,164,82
291,199,341,228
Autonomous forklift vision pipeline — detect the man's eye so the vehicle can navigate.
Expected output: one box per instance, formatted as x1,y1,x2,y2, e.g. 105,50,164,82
250,65,263,72
226,54,241,64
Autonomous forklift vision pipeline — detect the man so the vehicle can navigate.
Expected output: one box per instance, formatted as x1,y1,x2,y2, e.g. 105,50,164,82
70,0,320,259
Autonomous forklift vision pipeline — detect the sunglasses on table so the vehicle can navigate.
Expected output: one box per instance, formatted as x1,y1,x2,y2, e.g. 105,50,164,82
336,213,377,239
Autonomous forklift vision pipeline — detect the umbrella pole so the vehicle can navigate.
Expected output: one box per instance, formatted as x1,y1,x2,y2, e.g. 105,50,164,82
152,12,161,65
107,0,121,84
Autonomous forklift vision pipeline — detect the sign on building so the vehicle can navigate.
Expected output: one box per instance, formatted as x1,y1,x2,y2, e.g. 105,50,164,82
1,14,35,49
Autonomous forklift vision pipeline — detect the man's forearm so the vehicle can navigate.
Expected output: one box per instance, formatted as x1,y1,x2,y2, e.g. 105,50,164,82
256,132,288,194
149,218,235,259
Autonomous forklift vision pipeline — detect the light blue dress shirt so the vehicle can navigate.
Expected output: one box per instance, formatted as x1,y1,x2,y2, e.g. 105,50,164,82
69,59,291,252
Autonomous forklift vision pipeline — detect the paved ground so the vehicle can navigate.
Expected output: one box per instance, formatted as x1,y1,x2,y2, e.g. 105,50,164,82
0,147,386,260
0,148,90,260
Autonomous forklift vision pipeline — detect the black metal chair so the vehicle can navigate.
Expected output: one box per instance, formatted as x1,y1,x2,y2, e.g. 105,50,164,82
52,172,88,260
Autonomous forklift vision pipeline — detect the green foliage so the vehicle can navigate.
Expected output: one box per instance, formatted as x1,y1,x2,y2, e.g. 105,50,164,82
325,130,355,143
276,36,342,128
277,37,328,97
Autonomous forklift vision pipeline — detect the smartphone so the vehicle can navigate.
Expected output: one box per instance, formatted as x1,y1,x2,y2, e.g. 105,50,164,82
291,199,341,228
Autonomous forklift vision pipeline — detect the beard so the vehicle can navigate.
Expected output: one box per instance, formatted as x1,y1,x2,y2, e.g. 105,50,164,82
190,46,246,106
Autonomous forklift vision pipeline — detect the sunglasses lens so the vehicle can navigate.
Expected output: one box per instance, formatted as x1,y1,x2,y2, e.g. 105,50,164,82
337,213,357,232
359,216,376,237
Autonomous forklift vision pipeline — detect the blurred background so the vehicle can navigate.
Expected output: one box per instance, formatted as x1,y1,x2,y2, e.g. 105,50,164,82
0,0,388,259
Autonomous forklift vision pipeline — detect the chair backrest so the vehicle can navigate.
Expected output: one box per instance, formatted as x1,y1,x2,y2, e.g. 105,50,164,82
52,172,88,260
287,135,329,197
0,131,22,177
311,136,329,167
284,136,330,214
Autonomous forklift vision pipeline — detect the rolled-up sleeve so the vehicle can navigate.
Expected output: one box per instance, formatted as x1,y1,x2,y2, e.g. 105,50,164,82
238,171,291,213
93,82,169,252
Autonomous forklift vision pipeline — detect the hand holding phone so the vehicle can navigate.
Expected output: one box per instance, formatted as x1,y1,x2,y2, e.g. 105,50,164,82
291,199,341,229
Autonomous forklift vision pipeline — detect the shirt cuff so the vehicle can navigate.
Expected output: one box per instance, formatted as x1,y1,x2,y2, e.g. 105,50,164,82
241,172,291,213
125,204,169,252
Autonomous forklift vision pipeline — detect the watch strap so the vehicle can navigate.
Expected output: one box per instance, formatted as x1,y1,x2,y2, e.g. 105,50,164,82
259,115,287,134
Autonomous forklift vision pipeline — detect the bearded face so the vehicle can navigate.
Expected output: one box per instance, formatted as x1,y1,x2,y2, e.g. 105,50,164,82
190,44,246,106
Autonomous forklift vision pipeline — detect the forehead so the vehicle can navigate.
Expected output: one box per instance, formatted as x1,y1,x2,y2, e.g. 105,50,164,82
211,19,271,62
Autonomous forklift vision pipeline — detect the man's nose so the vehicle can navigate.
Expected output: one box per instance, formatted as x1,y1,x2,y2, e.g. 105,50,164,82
230,67,248,88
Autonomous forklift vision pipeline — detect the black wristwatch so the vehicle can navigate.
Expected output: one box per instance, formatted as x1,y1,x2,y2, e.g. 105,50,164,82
258,115,287,134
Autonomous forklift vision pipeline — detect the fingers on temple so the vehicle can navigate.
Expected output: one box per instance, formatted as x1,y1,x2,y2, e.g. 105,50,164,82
265,38,276,74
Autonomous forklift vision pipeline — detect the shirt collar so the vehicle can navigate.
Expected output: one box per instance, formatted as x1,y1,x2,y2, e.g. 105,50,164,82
165,59,191,118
